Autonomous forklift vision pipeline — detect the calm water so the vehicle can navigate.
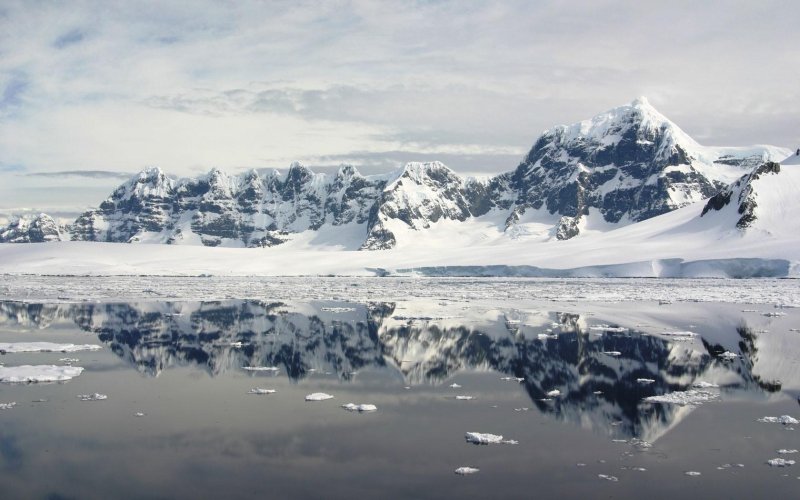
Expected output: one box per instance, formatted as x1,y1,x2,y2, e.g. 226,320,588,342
0,299,798,499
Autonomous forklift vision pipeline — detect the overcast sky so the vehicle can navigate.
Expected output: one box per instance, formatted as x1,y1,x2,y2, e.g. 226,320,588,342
1,0,798,217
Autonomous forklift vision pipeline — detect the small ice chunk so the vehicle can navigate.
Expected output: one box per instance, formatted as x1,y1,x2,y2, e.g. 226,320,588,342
321,307,356,313
692,381,719,389
758,415,799,425
718,351,739,360
449,383,462,388
0,402,16,410
644,390,718,406
341,403,377,412
598,474,618,482
242,366,279,372
767,458,795,467
248,388,276,395
637,378,655,384
589,325,628,333
59,358,80,364
465,432,504,445
305,393,334,401
455,395,474,400
777,449,798,454
546,389,561,397
602,351,622,357
135,412,145,417
500,376,524,382
0,342,101,353
0,365,84,383
77,393,107,401
660,331,698,338
454,466,479,475
684,471,702,476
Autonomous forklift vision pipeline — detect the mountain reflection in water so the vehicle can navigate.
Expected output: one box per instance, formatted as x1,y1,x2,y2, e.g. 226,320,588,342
0,300,780,442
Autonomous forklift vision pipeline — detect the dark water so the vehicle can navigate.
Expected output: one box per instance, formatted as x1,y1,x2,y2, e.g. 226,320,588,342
0,300,798,499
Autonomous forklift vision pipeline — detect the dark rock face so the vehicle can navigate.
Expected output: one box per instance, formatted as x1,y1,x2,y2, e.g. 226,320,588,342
0,213,61,243
701,162,781,229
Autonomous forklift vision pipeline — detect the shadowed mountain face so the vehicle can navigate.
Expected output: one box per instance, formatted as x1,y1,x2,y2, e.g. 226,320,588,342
0,300,780,440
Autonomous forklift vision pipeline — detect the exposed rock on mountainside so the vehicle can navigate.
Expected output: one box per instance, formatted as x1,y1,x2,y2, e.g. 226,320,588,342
701,161,781,229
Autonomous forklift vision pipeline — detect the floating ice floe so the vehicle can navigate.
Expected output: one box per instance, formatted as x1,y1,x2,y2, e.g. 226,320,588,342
691,381,719,389
598,474,619,482
602,351,622,357
500,376,524,382
643,389,718,406
135,412,145,417
716,463,744,470
242,366,279,372
767,458,795,467
757,415,799,425
546,389,561,397
0,342,101,353
455,395,474,401
762,312,787,317
454,466,479,475
77,393,107,401
0,365,84,383
59,358,80,364
777,449,798,454
717,351,739,360
589,325,628,333
637,378,655,385
684,471,702,476
305,393,334,401
341,403,377,412
465,432,517,445
660,331,698,338
248,388,276,395
0,402,16,410
449,383,462,388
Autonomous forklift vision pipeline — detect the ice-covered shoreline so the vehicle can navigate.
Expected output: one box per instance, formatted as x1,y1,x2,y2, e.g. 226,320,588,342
1,274,798,305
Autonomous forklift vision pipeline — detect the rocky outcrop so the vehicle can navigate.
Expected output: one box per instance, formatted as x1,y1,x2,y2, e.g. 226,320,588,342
701,161,781,228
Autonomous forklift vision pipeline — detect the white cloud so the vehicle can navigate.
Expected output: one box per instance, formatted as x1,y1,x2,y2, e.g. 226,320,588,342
1,0,798,211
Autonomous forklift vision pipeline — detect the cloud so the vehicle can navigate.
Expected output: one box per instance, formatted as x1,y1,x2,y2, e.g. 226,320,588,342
0,0,798,205
53,28,86,49
25,170,133,179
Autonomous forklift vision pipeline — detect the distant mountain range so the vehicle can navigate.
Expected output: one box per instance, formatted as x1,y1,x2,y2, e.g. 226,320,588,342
1,98,793,249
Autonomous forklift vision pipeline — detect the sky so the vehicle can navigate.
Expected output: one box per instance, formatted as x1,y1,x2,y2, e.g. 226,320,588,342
1,0,798,219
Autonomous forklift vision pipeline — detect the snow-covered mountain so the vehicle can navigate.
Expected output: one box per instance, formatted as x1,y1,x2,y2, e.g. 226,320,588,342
0,98,792,249
499,97,789,239
0,213,62,243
